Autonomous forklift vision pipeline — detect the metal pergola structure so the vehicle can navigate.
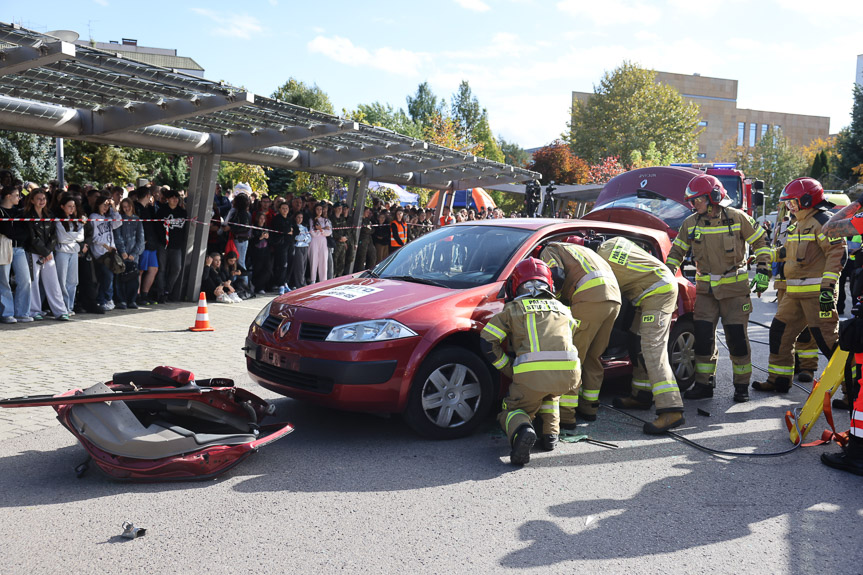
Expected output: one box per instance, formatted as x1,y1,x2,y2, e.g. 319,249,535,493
0,22,540,299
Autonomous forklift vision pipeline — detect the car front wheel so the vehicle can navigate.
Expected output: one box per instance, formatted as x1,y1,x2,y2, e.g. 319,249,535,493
669,319,696,392
405,346,493,439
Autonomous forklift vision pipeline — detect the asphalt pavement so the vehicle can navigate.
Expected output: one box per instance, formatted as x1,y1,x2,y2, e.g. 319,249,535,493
0,287,860,575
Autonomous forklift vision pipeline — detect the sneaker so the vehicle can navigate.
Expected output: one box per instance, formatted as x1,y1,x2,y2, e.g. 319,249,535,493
105,301,115,311
55,313,70,321
229,292,243,303
115,302,128,310
278,286,286,295
216,293,232,304
99,303,111,312
257,289,266,295
0,316,16,324
127,301,139,310
32,313,45,321
68,310,75,317
15,316,34,323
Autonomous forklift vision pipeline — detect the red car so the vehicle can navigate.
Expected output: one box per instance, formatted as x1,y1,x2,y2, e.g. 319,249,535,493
246,219,696,439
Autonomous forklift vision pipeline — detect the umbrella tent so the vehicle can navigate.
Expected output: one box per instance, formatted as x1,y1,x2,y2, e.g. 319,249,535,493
368,181,419,206
426,188,496,211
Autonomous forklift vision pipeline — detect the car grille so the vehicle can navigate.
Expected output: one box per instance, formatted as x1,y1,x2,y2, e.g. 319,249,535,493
248,359,334,394
299,322,331,341
261,314,282,332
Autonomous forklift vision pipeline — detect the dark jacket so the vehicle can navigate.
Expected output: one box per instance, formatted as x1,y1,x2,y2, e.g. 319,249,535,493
0,205,28,248
228,209,252,242
135,201,161,251
201,265,223,299
26,209,57,257
269,213,293,248
157,204,188,250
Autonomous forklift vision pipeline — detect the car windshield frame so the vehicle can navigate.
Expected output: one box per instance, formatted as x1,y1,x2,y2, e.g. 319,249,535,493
592,192,692,230
370,224,534,289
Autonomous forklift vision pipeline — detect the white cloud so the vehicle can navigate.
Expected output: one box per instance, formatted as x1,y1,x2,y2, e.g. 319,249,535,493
191,8,265,40
454,0,491,12
557,0,661,25
307,36,426,77
93,0,109,5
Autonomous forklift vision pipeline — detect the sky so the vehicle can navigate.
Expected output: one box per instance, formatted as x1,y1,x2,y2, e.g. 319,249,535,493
6,0,863,150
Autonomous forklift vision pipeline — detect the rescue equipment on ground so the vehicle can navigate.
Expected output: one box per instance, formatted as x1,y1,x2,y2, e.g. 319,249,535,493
785,348,851,446
0,366,294,481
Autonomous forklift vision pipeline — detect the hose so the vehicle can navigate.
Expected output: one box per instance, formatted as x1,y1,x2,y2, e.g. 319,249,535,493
599,403,805,457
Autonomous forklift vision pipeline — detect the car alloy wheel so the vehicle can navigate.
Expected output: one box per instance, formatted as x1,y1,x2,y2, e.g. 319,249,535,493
669,319,696,392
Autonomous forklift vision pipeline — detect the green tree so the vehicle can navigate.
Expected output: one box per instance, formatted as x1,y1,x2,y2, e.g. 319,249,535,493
138,150,190,190
568,61,702,165
0,130,57,183
836,84,863,185
218,161,269,194
345,102,423,139
498,137,530,167
407,82,443,130
809,150,826,179
265,167,296,198
720,128,807,208
64,141,140,187
449,81,503,162
271,78,334,114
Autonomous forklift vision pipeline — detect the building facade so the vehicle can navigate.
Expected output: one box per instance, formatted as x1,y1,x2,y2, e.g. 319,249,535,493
572,71,830,162
75,38,204,77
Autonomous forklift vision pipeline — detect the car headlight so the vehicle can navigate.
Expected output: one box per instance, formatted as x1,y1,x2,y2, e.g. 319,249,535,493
325,319,417,342
253,302,273,327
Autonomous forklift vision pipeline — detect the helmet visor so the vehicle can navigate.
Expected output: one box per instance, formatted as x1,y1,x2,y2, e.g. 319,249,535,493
516,279,550,297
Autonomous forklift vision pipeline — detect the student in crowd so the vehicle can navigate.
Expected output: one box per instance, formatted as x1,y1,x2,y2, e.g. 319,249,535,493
134,186,160,305
309,202,332,284
373,210,391,263
89,195,123,312
158,188,188,302
26,190,71,320
290,211,310,290
0,186,33,322
54,193,86,316
113,198,145,310
224,192,252,268
248,211,273,295
269,200,294,293
222,250,252,299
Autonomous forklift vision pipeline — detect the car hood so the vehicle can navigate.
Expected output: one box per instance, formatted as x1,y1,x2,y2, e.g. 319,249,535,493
275,276,461,320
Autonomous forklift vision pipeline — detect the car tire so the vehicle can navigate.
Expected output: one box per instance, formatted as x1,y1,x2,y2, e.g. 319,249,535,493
404,346,493,440
669,318,696,392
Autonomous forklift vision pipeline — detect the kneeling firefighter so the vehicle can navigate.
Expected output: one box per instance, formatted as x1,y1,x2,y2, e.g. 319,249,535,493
665,174,772,403
599,236,686,434
752,178,845,394
480,258,582,465
540,237,621,426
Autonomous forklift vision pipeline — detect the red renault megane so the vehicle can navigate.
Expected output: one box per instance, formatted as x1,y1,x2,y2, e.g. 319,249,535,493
246,219,695,439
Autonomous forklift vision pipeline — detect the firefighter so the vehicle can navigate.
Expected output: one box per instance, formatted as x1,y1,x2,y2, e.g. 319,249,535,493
753,178,846,393
599,236,686,434
819,193,863,475
540,237,621,426
665,174,772,403
480,258,581,465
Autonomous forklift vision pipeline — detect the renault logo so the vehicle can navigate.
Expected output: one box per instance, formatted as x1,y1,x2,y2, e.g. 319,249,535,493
278,320,292,339
640,179,648,188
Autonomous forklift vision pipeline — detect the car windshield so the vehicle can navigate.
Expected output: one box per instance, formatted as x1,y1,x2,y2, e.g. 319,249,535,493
592,192,692,230
371,225,533,289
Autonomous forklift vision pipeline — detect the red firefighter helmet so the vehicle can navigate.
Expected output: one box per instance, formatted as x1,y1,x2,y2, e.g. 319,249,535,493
506,258,553,300
684,174,731,208
779,177,824,209
564,235,585,246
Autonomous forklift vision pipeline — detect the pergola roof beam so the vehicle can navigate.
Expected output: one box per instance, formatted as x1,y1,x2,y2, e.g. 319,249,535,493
0,40,75,76
85,92,254,135
219,122,359,155
308,141,425,168
366,153,477,179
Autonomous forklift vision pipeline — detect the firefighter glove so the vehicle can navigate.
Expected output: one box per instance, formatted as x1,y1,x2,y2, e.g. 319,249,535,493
819,289,835,313
750,270,770,293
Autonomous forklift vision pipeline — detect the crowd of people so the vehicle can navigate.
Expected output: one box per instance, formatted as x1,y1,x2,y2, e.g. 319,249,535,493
0,171,516,320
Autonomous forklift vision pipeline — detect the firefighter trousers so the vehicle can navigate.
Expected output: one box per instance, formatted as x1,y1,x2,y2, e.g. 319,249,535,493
694,293,752,386
560,300,620,422
766,295,838,386
499,381,562,441
630,304,684,413
777,287,819,374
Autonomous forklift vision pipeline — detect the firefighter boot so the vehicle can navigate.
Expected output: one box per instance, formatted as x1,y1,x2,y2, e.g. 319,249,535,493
733,384,750,403
751,377,791,393
510,424,537,466
820,436,863,476
576,407,598,422
560,421,578,431
684,383,714,400
797,371,814,384
540,434,559,452
612,391,652,410
643,411,685,435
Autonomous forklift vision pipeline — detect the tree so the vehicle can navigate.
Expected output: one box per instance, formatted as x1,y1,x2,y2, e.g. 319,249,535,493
138,151,190,190
629,141,664,169
0,130,56,183
498,137,530,167
568,61,702,165
344,102,423,139
64,141,140,187
719,128,807,208
218,161,269,194
527,140,588,184
406,82,442,129
449,81,503,162
836,84,863,186
586,156,626,184
271,78,334,115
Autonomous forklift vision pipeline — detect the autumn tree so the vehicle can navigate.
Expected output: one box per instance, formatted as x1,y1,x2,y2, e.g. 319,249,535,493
218,161,269,194
271,78,334,115
569,61,701,164
527,140,588,184
499,137,530,167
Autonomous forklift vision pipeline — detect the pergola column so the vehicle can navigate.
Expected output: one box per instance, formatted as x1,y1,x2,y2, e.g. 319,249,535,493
346,176,369,273
182,152,221,301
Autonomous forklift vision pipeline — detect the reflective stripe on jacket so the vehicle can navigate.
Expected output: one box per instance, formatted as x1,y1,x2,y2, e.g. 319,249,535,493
540,242,621,305
781,208,845,297
598,236,677,311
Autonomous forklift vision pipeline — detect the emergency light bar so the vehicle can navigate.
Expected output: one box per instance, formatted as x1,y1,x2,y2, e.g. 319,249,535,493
670,163,738,170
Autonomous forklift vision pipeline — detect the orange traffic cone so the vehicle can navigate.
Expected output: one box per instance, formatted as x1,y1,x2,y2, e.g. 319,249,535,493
189,292,215,332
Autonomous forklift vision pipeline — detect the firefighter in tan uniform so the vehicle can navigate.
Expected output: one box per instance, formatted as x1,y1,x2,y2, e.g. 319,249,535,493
540,237,621,426
481,258,581,465
599,237,685,434
753,178,846,393
665,174,772,403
